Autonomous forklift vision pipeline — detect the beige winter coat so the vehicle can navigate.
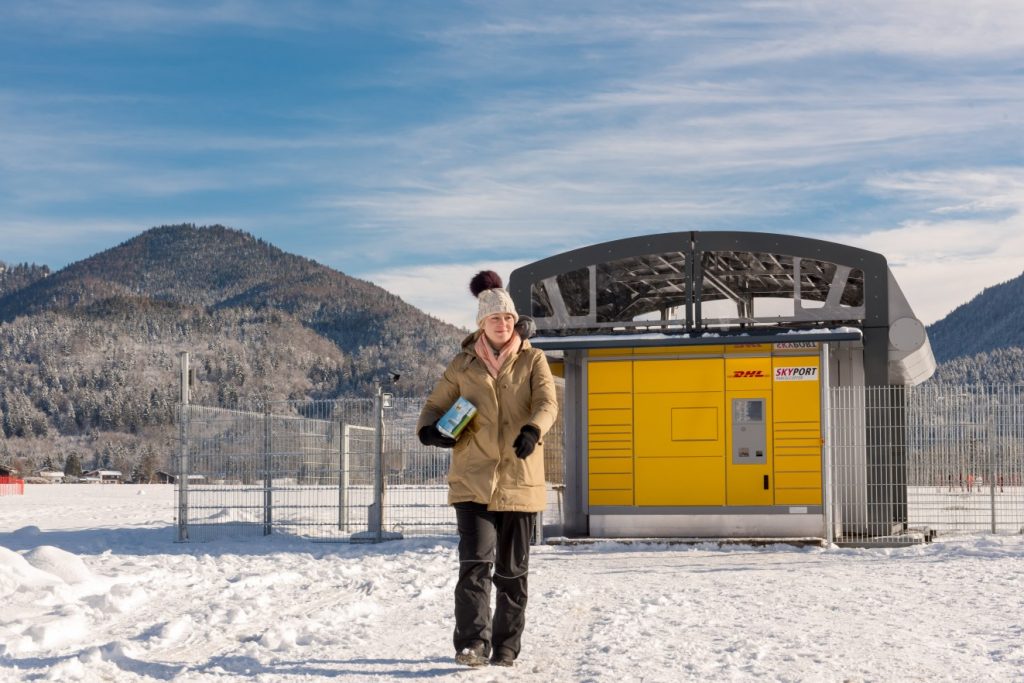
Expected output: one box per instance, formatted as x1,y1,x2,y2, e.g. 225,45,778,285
418,332,558,512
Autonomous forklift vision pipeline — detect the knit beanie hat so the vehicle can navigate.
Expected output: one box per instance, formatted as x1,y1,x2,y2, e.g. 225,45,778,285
470,270,519,327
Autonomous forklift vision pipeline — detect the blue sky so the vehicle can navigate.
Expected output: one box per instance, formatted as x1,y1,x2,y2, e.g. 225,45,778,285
1,1,1023,329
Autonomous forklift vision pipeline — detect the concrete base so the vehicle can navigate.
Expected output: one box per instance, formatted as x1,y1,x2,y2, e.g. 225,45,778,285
590,512,825,539
350,530,404,543
546,536,827,548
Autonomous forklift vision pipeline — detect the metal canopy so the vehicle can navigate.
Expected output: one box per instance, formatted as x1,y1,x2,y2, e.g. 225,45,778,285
529,328,863,351
509,231,887,336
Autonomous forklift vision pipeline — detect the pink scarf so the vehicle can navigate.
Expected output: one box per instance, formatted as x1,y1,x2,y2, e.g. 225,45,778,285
475,332,522,379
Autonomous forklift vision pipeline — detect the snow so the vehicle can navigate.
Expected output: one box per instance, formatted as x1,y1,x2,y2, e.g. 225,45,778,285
2,485,1023,682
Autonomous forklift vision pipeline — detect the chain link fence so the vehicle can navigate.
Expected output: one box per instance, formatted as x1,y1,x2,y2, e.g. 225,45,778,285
176,382,1021,544
175,389,565,542
829,384,1024,542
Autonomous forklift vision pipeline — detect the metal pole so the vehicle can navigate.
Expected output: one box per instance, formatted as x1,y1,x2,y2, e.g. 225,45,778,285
338,422,349,531
989,413,997,534
177,351,190,542
372,383,385,541
263,407,272,536
820,343,834,546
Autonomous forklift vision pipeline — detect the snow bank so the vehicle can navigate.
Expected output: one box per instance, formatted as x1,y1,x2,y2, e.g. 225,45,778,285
1,485,1023,681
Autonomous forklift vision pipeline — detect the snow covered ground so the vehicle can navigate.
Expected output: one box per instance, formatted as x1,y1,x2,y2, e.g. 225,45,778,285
2,485,1023,682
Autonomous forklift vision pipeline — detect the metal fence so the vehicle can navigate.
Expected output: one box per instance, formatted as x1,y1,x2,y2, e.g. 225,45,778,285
829,384,1024,542
175,390,565,542
176,382,1022,544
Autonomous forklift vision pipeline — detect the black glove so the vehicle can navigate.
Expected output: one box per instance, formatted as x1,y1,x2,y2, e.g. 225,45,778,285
513,425,540,459
515,315,537,339
419,423,456,449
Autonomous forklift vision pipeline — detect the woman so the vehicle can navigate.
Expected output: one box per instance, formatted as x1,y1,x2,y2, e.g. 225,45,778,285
417,270,558,668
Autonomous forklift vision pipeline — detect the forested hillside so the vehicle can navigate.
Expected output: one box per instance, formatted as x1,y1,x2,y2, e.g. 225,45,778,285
928,347,1024,385
0,225,465,479
927,270,1024,364
0,262,50,298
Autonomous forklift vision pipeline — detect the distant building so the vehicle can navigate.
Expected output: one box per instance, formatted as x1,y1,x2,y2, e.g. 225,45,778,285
37,470,65,483
0,464,17,478
153,470,205,484
81,469,123,484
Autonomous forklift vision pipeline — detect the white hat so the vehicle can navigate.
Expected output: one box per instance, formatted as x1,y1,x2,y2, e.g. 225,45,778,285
476,287,519,327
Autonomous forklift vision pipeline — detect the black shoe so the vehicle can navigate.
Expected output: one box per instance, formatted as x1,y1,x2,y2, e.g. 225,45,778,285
490,648,515,667
455,642,488,667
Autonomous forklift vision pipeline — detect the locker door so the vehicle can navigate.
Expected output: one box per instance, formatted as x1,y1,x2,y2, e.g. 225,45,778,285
725,356,773,506
587,360,634,506
772,356,822,505
634,358,726,506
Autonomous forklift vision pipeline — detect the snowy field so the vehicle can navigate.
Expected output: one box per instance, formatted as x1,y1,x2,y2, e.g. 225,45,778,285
2,486,1024,682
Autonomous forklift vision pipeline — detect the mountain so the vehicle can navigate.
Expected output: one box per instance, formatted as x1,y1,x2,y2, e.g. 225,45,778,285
926,271,1024,365
0,224,466,478
0,262,50,298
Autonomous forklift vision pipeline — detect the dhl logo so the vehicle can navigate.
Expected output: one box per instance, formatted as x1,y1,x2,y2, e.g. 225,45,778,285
731,370,765,378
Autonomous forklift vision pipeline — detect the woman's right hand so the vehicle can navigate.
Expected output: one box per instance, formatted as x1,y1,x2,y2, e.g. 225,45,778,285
419,423,457,448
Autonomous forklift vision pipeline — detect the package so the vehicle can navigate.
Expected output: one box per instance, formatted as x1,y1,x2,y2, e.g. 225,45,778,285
437,397,477,439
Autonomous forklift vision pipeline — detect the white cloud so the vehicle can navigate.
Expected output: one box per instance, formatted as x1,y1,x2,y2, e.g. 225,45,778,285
838,168,1024,325
360,260,528,331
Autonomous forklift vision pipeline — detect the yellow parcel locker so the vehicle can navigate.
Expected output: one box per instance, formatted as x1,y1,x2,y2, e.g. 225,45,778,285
724,356,774,506
634,358,726,506
772,355,822,505
588,360,634,506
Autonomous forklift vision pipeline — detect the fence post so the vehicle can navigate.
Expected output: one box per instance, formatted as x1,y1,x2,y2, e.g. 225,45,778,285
371,382,385,541
988,412,996,534
820,343,834,545
263,406,272,536
176,351,190,542
338,421,348,531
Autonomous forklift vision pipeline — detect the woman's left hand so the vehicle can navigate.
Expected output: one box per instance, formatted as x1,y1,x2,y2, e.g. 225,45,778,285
513,425,540,459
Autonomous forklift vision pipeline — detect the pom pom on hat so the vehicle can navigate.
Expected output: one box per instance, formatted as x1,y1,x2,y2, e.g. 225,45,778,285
470,270,504,297
470,270,519,327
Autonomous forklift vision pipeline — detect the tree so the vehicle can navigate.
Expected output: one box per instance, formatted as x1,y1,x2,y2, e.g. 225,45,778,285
64,452,83,478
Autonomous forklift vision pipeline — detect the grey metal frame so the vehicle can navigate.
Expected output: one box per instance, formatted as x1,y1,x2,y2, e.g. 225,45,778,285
508,230,891,383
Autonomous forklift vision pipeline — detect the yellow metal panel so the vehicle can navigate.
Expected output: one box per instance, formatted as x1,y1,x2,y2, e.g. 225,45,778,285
633,345,725,355
589,409,632,426
776,472,821,489
725,357,772,390
588,360,633,393
772,356,820,423
775,488,822,505
585,438,630,448
589,424,632,434
635,458,725,506
776,439,822,450
773,447,822,457
547,360,564,378
589,457,634,474
634,359,724,393
671,406,719,441
589,435,632,445
589,445,633,455
775,421,820,432
590,489,634,506
589,393,632,410
590,348,633,357
590,473,634,490
774,455,821,472
725,343,772,354
634,393,725,458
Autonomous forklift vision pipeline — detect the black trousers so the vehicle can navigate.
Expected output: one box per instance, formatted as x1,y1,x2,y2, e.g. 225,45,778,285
453,502,534,659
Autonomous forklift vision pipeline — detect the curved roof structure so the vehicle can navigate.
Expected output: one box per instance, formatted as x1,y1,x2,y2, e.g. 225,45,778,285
508,231,934,386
